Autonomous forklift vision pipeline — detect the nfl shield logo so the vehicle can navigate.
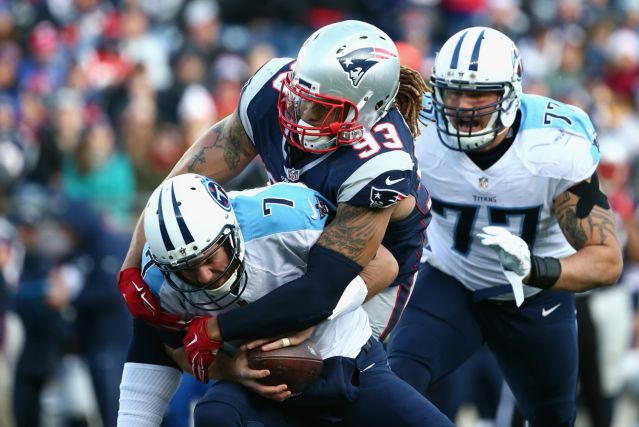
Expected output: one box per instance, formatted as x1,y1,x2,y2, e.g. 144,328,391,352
285,166,300,182
479,177,489,189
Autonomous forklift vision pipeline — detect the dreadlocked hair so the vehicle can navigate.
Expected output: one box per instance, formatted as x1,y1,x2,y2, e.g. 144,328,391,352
395,66,430,138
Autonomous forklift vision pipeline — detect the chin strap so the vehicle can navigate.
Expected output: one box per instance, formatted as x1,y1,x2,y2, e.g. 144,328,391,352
331,122,364,145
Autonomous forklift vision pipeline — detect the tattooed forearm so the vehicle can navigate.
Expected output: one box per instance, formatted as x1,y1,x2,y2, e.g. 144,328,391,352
187,114,255,173
187,124,224,172
318,204,388,264
554,191,617,249
587,209,616,245
223,116,254,171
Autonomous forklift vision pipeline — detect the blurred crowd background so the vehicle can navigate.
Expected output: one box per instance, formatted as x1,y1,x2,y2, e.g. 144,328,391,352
1,0,639,426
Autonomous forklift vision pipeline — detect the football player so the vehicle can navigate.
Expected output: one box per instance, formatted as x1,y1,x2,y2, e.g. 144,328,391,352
117,174,453,427
117,20,431,354
387,27,623,427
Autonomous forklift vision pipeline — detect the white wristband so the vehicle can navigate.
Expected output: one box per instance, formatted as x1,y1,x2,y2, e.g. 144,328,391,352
328,275,368,320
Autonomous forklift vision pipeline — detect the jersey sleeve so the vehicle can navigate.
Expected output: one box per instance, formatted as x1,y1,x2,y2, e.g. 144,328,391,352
337,149,415,208
140,244,166,299
140,244,190,316
419,92,436,123
553,132,600,196
230,183,334,241
335,109,417,208
518,95,600,197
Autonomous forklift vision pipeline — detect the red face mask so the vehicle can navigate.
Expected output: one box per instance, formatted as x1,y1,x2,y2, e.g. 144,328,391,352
277,71,364,153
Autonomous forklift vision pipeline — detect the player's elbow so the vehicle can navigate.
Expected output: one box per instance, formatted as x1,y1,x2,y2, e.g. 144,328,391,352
599,246,624,287
381,246,400,282
363,245,399,298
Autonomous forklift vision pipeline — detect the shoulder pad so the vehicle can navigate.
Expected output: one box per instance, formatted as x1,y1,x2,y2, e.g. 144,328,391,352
231,184,331,242
140,243,165,297
242,57,293,96
337,150,414,206
516,94,599,182
416,117,445,155
515,126,599,183
420,92,436,123
239,57,293,142
519,94,597,143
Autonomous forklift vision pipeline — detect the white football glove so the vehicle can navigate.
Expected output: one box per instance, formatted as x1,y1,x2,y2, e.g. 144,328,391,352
477,226,530,307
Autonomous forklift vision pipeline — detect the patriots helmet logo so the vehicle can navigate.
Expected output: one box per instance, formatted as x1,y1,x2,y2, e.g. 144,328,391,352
337,47,397,87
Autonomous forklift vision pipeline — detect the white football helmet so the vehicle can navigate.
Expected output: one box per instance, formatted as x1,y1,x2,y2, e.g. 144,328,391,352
278,20,400,153
430,27,523,151
144,173,246,310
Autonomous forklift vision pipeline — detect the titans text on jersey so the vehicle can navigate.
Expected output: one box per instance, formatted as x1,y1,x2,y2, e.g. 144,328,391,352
417,92,599,301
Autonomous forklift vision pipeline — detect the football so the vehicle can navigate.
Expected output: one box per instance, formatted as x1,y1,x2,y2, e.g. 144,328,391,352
247,339,323,394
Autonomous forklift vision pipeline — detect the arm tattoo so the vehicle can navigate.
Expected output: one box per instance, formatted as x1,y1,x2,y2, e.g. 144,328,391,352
555,191,616,249
187,115,253,173
187,122,224,172
317,204,385,262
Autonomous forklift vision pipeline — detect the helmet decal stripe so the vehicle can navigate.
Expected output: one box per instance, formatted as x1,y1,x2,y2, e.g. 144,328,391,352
449,30,468,70
372,48,397,59
469,29,486,71
337,47,395,87
157,190,175,251
171,183,195,244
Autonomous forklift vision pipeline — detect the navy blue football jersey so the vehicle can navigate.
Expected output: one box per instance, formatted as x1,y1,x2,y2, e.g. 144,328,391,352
237,58,431,285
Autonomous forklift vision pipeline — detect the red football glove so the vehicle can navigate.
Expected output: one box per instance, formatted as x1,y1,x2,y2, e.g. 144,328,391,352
117,267,190,331
184,317,222,383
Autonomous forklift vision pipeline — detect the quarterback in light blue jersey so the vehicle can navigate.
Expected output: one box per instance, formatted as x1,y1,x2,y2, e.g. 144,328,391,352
118,174,452,427
116,20,432,347
387,27,623,427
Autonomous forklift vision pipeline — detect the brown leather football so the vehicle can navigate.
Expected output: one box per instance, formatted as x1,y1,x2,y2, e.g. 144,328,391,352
247,339,323,394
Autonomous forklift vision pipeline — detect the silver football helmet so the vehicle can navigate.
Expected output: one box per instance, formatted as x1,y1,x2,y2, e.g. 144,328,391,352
430,27,523,151
144,173,246,310
278,20,400,153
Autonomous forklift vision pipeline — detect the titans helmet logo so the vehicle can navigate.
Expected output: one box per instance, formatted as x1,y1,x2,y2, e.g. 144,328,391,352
337,47,397,87
205,179,231,211
512,48,523,79
315,197,330,219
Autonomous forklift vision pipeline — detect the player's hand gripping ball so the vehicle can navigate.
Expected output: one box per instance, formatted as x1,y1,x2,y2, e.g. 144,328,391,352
248,339,323,394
